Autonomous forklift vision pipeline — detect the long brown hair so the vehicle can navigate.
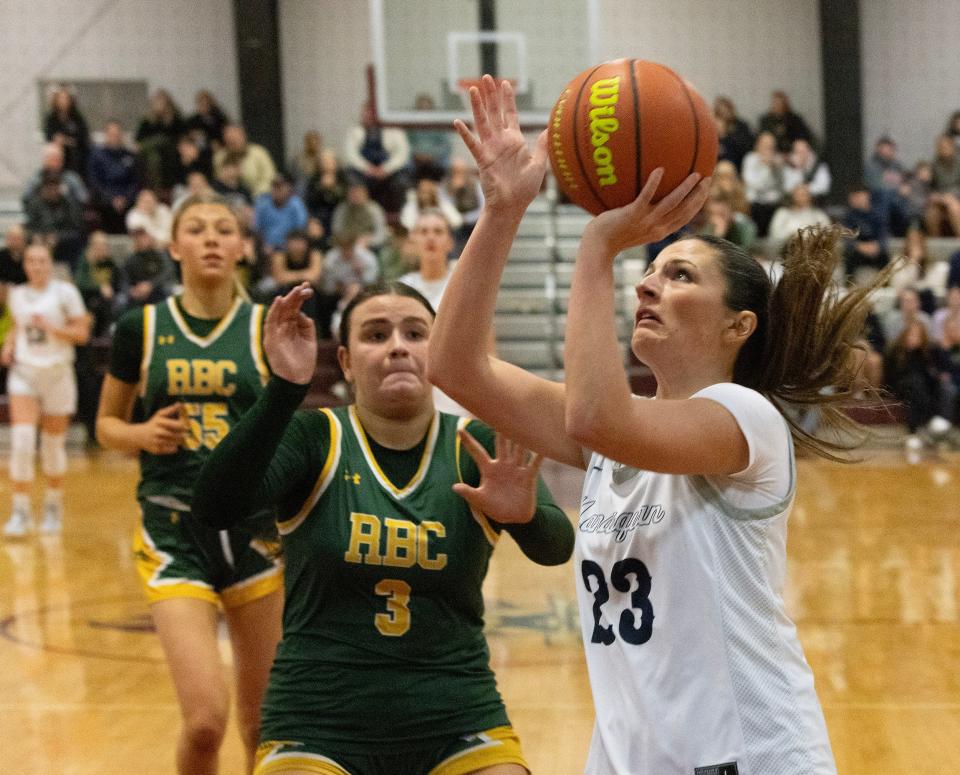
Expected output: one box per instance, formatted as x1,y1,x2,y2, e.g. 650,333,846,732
691,225,892,461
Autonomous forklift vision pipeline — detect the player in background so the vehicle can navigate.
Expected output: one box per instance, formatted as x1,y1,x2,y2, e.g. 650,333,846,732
2,242,90,537
96,194,283,775
428,76,882,774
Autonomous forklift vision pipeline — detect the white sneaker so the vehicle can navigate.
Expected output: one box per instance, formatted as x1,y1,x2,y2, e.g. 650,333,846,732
3,510,32,538
40,503,63,535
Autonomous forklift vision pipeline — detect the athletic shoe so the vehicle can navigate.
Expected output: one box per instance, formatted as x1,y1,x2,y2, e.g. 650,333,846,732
39,504,62,535
3,510,32,538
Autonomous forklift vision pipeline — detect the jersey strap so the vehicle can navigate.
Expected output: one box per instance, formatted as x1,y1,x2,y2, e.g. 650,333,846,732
139,304,157,397
278,408,342,535
249,303,269,386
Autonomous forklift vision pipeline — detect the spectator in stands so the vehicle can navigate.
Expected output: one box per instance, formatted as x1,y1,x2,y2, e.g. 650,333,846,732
939,314,960,426
713,96,754,172
267,229,337,338
709,160,750,215
172,133,213,189
172,170,215,213
782,139,831,203
117,227,175,312
322,230,379,316
185,89,229,150
0,224,28,290
767,183,831,256
253,173,309,253
377,223,418,281
903,161,934,230
305,148,348,236
864,136,911,237
23,142,89,208
24,171,84,270
933,285,960,344
856,309,887,394
44,86,89,179
344,102,411,215
890,227,948,312
125,189,173,248
330,182,388,252
443,157,485,254
698,193,756,250
407,94,452,180
212,159,253,210
74,230,120,337
883,287,932,343
289,130,323,196
88,120,139,234
928,134,960,237
742,131,786,238
400,177,462,232
214,124,277,197
946,110,960,148
842,184,888,280
758,90,814,153
135,89,185,193
884,319,951,453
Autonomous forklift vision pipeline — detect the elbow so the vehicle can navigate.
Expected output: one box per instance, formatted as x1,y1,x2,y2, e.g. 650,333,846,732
564,401,604,450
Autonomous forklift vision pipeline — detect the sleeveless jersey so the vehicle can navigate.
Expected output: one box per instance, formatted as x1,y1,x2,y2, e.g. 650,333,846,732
576,385,836,775
261,405,509,753
9,279,86,368
137,296,269,501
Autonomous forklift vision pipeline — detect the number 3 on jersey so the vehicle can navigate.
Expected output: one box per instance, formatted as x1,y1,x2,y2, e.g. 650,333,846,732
581,558,654,645
375,578,411,636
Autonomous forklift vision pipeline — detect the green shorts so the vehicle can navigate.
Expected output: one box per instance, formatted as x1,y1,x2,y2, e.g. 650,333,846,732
254,726,528,775
134,496,282,608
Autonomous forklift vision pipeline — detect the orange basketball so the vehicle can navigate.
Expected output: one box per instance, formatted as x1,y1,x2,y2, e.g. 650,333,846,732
547,58,718,215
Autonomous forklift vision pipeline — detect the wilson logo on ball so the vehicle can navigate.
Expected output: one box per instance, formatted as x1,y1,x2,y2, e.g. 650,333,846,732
548,58,718,215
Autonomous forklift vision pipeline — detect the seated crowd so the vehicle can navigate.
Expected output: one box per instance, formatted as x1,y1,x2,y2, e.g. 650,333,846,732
2,84,960,455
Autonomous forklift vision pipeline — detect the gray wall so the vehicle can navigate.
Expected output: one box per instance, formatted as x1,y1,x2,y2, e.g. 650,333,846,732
862,0,960,169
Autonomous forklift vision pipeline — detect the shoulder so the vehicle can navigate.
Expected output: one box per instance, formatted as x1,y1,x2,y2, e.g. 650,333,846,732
693,383,782,427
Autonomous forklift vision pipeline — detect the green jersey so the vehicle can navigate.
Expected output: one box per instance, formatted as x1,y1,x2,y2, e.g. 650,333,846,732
117,296,270,501
264,406,513,751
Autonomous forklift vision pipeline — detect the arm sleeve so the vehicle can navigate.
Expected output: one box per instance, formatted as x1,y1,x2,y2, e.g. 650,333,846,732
459,421,574,566
191,376,323,530
108,308,145,383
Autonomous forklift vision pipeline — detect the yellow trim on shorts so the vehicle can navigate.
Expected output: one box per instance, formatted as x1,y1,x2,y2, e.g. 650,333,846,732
133,523,220,605
278,408,342,535
220,565,283,609
255,741,350,775
455,417,499,547
427,725,528,775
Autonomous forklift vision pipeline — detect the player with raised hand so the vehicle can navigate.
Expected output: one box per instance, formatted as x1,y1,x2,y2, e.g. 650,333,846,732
191,278,573,775
430,75,877,773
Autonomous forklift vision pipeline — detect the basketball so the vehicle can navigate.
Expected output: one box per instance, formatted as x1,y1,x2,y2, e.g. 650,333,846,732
547,58,718,215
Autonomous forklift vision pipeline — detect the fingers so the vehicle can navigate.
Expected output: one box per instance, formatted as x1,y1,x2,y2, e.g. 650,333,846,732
652,171,703,215
459,428,493,467
527,451,544,477
531,129,549,168
636,168,666,208
451,481,481,508
501,78,518,130
657,177,712,235
480,74,503,131
453,119,482,160
156,402,183,418
468,84,491,139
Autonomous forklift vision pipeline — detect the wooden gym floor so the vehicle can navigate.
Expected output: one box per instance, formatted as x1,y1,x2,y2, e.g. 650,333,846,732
0,444,958,774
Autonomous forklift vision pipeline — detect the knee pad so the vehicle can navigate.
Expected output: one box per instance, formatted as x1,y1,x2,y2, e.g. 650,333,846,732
40,432,67,478
10,424,37,482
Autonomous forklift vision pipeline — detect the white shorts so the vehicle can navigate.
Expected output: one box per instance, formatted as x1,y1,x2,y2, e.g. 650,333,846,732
6,362,77,416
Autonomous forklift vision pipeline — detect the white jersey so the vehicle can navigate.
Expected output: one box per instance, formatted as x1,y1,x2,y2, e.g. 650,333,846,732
576,383,835,775
400,264,471,417
9,279,86,368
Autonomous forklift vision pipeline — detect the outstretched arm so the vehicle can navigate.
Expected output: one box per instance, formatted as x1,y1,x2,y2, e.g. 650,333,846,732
428,75,583,469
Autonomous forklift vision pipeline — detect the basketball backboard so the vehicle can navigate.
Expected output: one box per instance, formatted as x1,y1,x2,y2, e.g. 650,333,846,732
368,0,600,128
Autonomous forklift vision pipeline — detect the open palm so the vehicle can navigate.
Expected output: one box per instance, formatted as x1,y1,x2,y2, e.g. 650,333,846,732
263,283,317,385
454,75,548,213
452,428,543,524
